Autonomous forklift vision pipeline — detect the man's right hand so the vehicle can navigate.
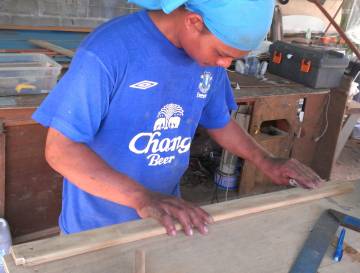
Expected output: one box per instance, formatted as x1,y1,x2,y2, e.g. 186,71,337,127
135,191,213,236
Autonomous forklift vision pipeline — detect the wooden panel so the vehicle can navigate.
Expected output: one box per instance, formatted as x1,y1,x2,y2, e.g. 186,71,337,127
5,124,62,237
312,76,353,180
0,94,63,237
291,93,329,166
5,180,359,273
13,227,60,245
10,180,354,267
240,95,301,193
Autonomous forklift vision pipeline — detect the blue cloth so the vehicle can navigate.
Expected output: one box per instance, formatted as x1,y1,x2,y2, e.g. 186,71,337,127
33,10,237,234
128,0,275,50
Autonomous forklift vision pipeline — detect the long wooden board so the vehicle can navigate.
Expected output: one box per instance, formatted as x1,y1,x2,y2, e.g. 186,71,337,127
5,181,360,273
28,40,74,58
10,180,355,267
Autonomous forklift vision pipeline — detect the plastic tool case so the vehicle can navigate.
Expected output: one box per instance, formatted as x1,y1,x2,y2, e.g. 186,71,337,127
268,41,349,88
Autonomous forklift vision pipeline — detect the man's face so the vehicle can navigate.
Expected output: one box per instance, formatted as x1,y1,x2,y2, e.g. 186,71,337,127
179,18,249,68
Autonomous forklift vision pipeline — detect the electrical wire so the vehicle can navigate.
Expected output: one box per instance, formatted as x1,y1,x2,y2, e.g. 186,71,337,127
314,93,331,142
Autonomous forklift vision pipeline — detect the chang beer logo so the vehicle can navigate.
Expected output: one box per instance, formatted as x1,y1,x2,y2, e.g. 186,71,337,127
153,103,184,131
197,71,213,99
129,104,191,166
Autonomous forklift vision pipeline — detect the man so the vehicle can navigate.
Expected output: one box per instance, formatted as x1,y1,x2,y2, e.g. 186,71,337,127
33,0,322,236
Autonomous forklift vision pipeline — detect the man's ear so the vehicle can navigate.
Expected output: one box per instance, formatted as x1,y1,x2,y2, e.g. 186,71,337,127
184,13,205,34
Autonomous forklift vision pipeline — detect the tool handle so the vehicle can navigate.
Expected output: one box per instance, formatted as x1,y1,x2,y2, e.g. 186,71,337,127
333,228,345,262
343,215,360,232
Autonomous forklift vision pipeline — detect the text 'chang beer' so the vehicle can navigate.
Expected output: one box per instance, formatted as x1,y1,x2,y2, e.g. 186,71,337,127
128,103,191,166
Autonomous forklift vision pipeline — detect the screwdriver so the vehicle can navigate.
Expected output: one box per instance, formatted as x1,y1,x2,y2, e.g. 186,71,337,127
333,228,346,262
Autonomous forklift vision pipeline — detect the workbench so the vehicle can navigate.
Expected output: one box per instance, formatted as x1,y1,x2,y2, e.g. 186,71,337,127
228,73,350,193
4,180,360,273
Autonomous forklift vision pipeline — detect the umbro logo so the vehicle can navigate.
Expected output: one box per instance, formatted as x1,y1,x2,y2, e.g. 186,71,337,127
129,80,158,90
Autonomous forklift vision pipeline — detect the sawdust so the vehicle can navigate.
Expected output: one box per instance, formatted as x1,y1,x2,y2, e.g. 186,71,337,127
343,242,360,263
331,238,360,263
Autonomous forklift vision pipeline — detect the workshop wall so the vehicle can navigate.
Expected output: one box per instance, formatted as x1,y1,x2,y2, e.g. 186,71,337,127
0,0,139,27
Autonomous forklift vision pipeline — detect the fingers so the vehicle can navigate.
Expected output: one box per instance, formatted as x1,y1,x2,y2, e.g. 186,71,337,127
285,159,323,189
164,199,210,236
138,194,213,237
158,212,177,236
139,206,177,236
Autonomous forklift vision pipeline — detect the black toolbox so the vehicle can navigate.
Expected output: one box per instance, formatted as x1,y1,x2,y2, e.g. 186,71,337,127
268,41,349,88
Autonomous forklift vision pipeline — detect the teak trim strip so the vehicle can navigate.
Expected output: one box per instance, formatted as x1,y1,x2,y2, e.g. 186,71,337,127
10,180,355,266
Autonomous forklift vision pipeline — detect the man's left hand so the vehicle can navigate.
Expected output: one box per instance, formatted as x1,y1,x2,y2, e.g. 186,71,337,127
259,157,324,189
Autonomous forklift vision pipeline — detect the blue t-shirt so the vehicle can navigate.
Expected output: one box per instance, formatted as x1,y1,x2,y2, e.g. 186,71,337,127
33,10,237,234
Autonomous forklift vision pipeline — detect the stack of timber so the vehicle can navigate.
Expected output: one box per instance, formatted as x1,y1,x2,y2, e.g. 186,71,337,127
4,180,360,273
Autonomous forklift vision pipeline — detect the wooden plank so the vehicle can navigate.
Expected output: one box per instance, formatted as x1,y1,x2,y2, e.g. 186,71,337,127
4,182,360,273
234,87,328,103
0,121,5,217
29,40,74,58
10,180,355,267
0,25,91,33
229,73,329,102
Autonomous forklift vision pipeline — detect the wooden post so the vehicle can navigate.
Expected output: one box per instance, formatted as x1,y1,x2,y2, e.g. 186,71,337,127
134,250,146,273
0,121,5,217
312,75,353,179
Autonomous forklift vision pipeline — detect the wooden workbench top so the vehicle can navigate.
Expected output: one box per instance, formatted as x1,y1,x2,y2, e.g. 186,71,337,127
229,72,330,102
4,180,360,273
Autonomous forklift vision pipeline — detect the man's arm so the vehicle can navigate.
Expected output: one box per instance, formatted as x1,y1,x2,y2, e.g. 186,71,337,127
45,128,212,236
207,119,323,189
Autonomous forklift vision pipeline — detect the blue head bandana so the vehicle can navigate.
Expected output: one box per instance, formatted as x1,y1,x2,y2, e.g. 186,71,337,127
128,0,275,51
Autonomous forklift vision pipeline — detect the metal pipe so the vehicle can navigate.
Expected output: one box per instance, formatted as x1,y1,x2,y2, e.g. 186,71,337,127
308,0,360,60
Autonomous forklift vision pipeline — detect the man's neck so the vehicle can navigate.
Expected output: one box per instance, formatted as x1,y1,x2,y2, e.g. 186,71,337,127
148,9,184,48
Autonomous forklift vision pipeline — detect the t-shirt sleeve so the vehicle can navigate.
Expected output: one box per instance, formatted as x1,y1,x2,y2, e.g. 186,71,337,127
199,68,237,129
32,48,115,143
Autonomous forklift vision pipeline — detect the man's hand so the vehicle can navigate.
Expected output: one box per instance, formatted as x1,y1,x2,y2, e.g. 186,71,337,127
207,120,323,189
259,156,324,189
135,191,213,236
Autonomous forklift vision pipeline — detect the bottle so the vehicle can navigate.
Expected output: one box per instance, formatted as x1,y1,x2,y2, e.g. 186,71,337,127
0,219,12,273
305,28,312,41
